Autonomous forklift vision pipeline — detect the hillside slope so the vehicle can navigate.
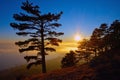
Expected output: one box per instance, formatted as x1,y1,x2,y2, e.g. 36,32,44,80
24,62,120,80
23,64,96,80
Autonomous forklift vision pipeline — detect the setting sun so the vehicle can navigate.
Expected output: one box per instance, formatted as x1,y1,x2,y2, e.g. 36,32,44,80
74,35,81,41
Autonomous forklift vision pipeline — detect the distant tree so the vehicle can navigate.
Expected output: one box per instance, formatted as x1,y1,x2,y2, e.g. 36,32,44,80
10,0,64,73
61,51,79,68
77,39,92,63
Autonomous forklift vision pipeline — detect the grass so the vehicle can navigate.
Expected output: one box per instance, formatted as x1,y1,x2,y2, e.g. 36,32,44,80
0,57,62,80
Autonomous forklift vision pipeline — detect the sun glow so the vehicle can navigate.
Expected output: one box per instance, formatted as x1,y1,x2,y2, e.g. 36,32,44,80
74,34,81,41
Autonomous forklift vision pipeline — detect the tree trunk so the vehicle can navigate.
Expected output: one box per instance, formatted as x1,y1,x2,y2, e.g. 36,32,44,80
94,49,97,57
41,23,46,73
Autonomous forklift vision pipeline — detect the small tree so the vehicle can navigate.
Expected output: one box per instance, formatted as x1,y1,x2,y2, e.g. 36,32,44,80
10,0,64,73
61,51,78,68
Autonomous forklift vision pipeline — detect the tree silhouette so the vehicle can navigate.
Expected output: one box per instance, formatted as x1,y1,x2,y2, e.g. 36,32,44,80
77,39,92,63
77,20,120,63
61,51,79,68
10,0,63,73
89,23,108,56
108,20,120,49
89,20,120,54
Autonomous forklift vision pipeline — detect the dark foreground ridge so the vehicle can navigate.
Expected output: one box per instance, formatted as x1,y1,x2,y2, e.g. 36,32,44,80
23,64,95,80
23,62,120,80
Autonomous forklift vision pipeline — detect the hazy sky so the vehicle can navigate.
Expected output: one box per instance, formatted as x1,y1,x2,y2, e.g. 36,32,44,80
0,0,120,70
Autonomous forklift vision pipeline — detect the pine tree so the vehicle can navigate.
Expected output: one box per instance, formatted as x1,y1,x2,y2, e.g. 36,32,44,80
61,51,78,68
10,0,64,73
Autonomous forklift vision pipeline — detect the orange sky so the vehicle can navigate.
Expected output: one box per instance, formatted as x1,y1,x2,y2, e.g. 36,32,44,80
0,39,78,55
